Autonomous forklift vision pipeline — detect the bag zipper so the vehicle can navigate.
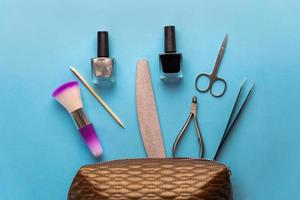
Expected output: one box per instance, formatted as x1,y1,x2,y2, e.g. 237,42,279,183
84,157,231,173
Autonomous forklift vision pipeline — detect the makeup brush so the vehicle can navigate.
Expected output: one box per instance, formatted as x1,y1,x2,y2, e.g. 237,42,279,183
52,81,103,157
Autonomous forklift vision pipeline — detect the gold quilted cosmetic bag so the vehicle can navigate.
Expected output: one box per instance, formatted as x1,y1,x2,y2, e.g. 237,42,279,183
68,158,232,200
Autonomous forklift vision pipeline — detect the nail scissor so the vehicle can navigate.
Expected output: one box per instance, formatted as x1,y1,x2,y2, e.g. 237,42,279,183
195,34,228,97
172,96,205,158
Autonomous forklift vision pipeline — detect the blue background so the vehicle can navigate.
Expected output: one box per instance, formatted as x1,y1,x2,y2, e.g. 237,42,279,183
0,0,299,199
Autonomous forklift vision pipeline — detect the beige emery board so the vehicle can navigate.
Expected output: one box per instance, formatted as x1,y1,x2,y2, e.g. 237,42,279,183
136,59,166,158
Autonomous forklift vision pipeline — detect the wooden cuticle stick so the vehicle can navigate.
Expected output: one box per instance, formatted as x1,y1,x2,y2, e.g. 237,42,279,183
70,66,125,129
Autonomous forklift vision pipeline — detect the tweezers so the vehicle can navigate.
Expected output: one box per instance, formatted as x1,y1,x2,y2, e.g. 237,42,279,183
213,79,254,160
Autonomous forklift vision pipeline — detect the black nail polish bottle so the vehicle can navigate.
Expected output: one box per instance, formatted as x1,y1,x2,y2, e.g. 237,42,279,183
159,26,183,81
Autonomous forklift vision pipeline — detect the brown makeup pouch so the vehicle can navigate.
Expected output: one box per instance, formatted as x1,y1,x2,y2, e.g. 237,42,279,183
68,158,232,200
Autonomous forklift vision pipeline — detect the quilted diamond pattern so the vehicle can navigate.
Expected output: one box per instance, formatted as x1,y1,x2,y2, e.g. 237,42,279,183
68,158,232,200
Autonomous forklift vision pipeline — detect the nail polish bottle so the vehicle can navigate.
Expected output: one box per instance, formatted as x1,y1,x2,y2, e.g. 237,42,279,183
159,26,183,81
91,31,115,86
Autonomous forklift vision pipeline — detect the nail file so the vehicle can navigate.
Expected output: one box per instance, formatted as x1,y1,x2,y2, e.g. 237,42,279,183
136,59,166,158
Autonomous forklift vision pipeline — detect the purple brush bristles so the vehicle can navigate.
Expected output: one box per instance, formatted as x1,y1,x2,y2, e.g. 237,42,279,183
52,81,78,98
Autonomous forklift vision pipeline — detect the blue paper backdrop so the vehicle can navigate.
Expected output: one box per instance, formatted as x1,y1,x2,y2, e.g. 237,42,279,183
0,0,299,199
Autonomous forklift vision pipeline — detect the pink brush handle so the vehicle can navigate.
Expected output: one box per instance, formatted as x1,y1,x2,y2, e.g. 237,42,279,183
79,124,103,157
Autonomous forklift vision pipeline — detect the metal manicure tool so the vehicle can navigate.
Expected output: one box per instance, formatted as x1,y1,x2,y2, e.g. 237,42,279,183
213,79,254,160
172,96,205,158
195,34,228,97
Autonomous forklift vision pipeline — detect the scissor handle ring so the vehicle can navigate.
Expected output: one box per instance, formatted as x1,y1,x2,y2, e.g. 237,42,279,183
210,77,227,97
195,73,211,93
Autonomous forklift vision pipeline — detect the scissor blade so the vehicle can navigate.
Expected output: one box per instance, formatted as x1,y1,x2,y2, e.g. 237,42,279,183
212,34,228,75
221,34,228,50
